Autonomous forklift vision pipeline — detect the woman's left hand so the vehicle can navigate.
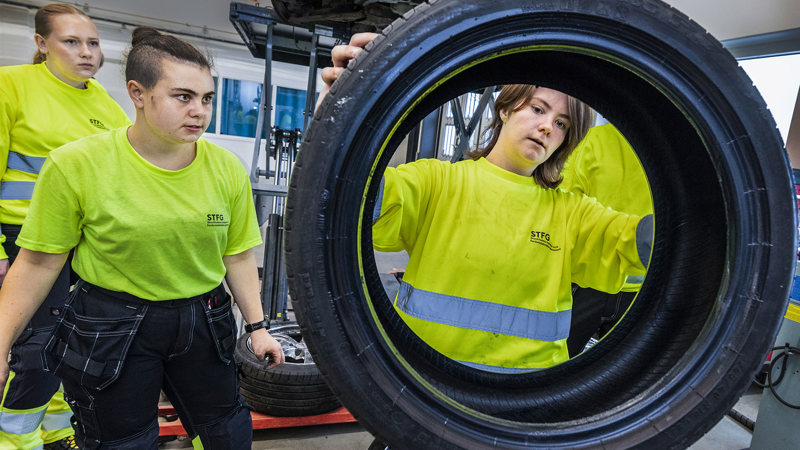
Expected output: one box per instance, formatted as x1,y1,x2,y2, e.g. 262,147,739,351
249,328,285,369
316,32,379,110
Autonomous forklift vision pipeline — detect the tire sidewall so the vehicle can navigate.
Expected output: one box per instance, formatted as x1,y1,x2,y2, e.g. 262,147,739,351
286,0,795,447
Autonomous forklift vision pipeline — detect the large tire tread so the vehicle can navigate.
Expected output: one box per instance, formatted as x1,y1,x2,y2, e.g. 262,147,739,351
286,0,794,447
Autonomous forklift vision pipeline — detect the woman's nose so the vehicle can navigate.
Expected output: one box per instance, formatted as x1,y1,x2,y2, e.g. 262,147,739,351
539,121,551,135
79,43,92,57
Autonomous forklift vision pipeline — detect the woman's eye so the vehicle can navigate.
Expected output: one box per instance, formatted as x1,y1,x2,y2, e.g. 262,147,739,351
89,41,99,47
532,105,543,114
64,39,76,45
177,94,189,101
555,120,568,130
202,96,214,104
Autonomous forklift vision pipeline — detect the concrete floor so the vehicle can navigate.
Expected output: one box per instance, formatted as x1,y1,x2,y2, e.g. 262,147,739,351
688,384,761,450
159,248,763,449
160,386,761,449
160,422,375,449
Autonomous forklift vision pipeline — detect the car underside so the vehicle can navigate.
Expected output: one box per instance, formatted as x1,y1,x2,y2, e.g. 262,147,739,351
270,0,425,33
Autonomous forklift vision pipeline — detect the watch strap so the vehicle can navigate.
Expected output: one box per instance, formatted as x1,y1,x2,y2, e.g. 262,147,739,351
244,318,270,333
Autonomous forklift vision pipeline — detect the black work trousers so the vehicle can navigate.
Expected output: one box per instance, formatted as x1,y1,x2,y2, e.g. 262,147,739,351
567,286,637,357
43,280,252,449
2,223,70,410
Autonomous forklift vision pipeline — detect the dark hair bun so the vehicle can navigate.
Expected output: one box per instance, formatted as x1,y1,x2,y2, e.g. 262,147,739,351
131,26,162,46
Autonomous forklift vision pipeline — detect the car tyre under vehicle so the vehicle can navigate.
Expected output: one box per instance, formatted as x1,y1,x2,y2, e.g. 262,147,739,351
285,0,796,448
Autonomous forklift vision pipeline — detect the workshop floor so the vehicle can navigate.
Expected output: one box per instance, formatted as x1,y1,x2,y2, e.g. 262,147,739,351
160,385,761,449
160,248,762,449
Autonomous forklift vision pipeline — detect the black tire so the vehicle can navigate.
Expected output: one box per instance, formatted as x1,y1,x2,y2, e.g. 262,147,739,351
285,0,796,448
239,384,343,417
235,323,341,416
239,376,334,399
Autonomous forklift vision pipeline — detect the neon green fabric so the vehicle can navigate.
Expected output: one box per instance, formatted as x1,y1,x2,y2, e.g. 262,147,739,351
561,123,654,291
0,372,48,450
17,127,262,300
0,374,72,448
192,435,204,449
373,157,645,369
39,390,72,444
0,62,130,259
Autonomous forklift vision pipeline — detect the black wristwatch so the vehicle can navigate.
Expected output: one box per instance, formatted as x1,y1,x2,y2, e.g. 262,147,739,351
244,319,270,333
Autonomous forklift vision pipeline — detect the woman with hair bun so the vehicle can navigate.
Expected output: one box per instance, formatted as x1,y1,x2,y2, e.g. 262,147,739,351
0,4,129,449
0,25,284,449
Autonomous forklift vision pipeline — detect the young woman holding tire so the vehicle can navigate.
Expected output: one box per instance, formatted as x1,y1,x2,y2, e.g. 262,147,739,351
0,26,284,449
0,5,130,449
290,1,794,447
321,35,652,371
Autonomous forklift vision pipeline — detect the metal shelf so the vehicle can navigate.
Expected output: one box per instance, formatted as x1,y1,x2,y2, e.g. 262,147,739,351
229,2,342,66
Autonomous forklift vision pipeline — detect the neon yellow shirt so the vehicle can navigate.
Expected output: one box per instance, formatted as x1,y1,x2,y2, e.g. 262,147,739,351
561,123,653,291
373,157,645,369
0,62,130,258
17,127,262,300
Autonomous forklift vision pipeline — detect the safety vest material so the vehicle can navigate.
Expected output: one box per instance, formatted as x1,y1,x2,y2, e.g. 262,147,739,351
561,123,654,291
373,157,645,370
0,62,130,259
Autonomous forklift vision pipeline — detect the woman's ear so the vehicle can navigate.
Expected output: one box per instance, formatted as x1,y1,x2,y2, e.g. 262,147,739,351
127,80,145,108
499,109,508,123
34,34,47,54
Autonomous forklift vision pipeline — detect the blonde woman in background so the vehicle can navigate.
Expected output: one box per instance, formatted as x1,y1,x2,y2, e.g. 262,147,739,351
0,4,129,449
0,26,283,449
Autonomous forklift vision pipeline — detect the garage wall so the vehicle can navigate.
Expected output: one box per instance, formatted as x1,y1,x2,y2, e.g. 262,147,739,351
0,2,318,173
665,0,800,41
10,0,800,43
2,0,799,167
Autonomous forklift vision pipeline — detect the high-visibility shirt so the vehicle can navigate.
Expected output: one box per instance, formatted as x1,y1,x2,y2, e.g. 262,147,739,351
561,123,654,291
373,157,645,370
17,127,262,300
0,62,130,259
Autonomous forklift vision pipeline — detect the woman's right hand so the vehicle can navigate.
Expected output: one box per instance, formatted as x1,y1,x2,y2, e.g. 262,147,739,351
316,32,379,110
250,328,285,369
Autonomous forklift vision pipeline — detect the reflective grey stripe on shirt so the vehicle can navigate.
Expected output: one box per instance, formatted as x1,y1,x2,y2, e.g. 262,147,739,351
636,214,654,268
7,151,46,175
1,151,43,200
372,178,384,222
626,274,645,285
396,282,571,341
457,360,541,373
0,181,35,200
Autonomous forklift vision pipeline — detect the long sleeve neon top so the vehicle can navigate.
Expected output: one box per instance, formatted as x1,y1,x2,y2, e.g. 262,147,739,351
373,157,646,370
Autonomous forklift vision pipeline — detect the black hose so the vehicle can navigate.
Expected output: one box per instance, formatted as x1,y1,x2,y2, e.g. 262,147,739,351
754,343,800,409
